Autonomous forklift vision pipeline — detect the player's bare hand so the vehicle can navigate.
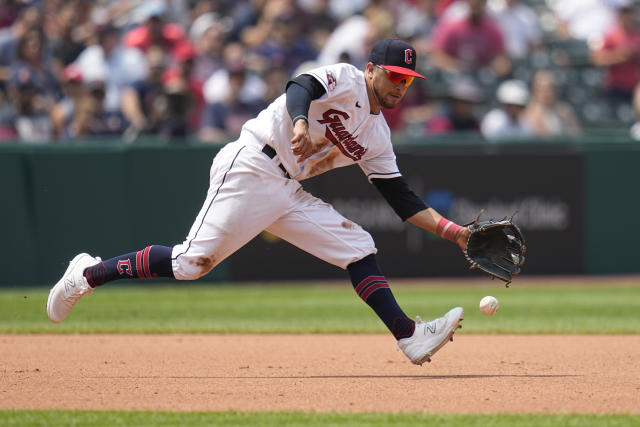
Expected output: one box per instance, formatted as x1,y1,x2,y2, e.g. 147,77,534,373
290,119,314,162
456,227,470,252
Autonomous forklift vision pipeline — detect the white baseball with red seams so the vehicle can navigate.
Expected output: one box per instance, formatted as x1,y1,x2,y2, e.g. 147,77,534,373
479,296,499,316
171,63,401,281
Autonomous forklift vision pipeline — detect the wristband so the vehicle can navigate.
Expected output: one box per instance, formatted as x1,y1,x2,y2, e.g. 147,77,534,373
436,218,463,242
292,114,308,125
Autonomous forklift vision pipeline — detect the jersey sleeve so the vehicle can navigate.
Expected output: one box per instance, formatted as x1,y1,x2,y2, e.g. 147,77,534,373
301,63,354,100
372,176,428,221
358,136,402,182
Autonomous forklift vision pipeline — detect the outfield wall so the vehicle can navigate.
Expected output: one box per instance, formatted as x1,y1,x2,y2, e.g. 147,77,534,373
1,137,638,285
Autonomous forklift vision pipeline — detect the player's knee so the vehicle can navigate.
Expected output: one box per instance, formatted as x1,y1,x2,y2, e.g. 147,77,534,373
175,269,205,281
173,255,217,281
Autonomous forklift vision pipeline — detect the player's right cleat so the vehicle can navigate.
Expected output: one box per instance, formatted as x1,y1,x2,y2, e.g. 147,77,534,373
47,253,101,323
397,307,464,365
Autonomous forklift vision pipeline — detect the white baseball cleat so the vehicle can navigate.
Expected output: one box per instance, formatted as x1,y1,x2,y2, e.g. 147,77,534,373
47,253,101,323
397,307,464,365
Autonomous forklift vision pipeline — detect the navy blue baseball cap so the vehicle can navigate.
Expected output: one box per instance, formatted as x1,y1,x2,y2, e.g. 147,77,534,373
368,39,426,79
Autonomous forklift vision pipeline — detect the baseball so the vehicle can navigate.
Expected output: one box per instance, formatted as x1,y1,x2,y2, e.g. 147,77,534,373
479,296,499,316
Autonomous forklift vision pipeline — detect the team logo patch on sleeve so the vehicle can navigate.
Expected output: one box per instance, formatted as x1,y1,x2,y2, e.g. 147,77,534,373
326,71,337,91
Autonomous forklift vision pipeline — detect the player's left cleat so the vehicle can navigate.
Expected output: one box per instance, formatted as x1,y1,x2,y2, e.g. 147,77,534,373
47,253,101,323
397,307,464,365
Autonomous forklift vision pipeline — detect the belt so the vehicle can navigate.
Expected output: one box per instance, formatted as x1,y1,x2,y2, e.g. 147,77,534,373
261,145,291,178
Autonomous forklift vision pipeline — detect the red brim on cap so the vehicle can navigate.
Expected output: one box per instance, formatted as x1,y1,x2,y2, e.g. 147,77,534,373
380,65,426,79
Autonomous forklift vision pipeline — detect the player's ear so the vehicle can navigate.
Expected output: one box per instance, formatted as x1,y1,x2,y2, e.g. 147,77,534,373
365,62,375,78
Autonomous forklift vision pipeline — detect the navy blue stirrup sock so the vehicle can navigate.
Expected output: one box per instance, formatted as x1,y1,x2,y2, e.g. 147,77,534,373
84,245,174,287
347,254,415,340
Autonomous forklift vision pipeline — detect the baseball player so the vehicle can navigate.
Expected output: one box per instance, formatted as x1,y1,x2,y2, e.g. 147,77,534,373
48,39,468,365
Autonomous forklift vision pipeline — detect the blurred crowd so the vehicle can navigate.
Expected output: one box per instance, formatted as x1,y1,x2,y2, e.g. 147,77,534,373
0,0,639,144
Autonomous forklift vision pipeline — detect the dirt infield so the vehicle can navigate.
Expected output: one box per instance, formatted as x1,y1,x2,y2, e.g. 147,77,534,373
2,334,639,414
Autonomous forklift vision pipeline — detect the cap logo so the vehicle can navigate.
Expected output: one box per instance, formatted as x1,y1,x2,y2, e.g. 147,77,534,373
404,49,414,65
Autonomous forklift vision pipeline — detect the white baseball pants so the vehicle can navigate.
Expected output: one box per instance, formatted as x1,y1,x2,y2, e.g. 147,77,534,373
171,136,376,280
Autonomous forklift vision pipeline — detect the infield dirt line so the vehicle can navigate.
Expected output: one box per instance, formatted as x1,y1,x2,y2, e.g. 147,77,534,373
1,334,638,413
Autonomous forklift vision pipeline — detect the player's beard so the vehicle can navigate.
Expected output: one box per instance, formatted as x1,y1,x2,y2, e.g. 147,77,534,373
373,84,399,109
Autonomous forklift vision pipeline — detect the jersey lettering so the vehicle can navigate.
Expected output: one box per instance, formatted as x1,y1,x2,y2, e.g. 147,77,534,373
117,259,134,276
317,109,367,161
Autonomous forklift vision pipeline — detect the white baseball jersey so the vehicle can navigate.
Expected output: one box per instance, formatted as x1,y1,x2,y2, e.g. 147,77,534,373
172,63,401,280
242,63,402,181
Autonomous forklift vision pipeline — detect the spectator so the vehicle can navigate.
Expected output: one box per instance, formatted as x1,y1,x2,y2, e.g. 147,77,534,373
0,0,21,30
590,1,640,105
426,77,483,134
4,0,637,144
199,43,266,143
393,0,438,41
49,0,90,74
189,12,231,81
69,80,120,138
261,65,289,104
124,1,191,62
0,6,42,88
122,41,201,141
74,24,149,135
253,9,316,74
550,0,618,42
155,71,193,138
437,0,475,23
239,0,293,52
225,0,265,44
430,0,511,77
297,0,337,54
49,62,124,139
523,70,582,138
159,42,205,137
50,64,85,139
316,14,372,67
11,28,60,102
435,0,460,17
6,66,54,143
199,63,265,143
120,46,168,139
480,79,532,140
488,0,542,60
327,0,369,20
381,79,435,134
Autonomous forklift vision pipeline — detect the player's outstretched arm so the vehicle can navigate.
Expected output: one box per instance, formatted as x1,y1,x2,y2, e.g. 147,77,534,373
370,177,469,251
407,208,469,251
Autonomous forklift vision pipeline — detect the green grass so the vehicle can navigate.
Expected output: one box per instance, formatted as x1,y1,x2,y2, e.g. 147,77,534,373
1,280,639,334
1,411,638,427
